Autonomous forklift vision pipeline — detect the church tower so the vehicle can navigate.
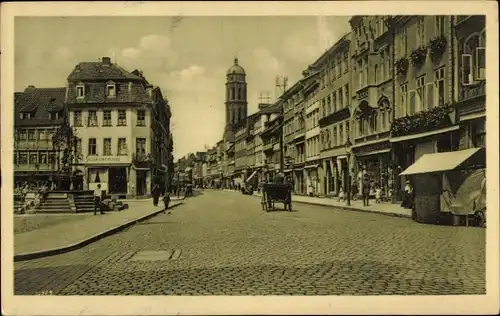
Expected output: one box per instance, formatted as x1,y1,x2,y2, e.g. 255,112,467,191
224,58,248,141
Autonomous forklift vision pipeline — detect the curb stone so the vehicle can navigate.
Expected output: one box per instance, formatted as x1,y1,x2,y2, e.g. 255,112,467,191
14,202,184,262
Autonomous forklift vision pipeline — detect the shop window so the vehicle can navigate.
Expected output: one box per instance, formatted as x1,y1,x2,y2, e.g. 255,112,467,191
95,171,101,183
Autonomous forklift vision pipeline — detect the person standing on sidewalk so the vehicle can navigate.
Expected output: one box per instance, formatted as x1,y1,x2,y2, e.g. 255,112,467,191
152,184,160,207
94,184,104,215
362,177,371,206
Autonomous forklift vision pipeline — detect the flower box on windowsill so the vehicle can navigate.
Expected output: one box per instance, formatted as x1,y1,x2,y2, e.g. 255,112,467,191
410,46,428,68
429,35,447,62
133,153,154,168
390,104,454,137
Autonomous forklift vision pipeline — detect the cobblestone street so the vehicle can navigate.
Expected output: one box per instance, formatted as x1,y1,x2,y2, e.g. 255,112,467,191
14,190,486,295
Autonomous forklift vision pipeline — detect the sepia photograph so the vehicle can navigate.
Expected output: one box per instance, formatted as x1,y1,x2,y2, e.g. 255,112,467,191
1,1,499,315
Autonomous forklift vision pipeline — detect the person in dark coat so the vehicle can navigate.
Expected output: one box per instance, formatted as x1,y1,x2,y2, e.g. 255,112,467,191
362,177,371,207
162,192,171,212
152,184,160,207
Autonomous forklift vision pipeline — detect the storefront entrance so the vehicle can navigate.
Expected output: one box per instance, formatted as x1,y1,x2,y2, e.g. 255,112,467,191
136,170,148,196
109,167,127,194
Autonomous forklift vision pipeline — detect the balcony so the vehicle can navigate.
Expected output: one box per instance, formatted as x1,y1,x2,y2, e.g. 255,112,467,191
461,82,486,102
356,85,378,106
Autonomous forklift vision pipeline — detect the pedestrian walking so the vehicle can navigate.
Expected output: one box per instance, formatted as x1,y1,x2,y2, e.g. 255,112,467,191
94,184,104,215
362,177,371,206
152,184,160,207
338,186,345,202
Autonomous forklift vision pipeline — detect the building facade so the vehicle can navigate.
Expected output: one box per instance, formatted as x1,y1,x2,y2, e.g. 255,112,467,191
14,86,68,186
453,15,486,151
316,34,352,197
66,57,172,197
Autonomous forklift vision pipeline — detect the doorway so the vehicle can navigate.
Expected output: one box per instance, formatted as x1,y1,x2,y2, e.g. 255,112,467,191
136,170,147,196
109,167,127,194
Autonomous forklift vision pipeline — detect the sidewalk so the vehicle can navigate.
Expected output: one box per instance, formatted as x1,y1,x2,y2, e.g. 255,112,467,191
223,189,412,219
14,200,183,262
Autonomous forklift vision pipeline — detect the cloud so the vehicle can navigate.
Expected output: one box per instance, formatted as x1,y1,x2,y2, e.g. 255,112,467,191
110,34,227,159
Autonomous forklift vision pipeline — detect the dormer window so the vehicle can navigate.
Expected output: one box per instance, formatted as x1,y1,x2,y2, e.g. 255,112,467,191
20,112,31,119
106,81,116,98
76,82,85,99
49,112,59,120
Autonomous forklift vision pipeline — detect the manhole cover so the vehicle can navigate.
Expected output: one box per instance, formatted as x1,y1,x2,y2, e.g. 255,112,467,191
129,250,182,261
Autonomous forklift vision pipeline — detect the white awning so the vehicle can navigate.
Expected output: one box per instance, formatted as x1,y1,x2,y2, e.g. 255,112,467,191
245,169,259,183
400,148,484,176
390,125,459,143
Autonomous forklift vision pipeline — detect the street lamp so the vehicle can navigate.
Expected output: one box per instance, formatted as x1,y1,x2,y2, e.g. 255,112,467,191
344,138,353,206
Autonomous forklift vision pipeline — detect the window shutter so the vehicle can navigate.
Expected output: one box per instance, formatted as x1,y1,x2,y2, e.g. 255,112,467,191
426,83,435,109
462,54,473,85
476,47,486,80
409,91,416,115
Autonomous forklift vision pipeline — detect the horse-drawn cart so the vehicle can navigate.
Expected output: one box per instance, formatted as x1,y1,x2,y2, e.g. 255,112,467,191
261,183,292,212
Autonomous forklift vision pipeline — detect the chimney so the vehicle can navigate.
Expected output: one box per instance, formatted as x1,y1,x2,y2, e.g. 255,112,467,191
102,57,111,65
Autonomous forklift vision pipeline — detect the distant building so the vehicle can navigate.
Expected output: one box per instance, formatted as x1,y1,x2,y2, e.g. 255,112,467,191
14,86,68,186
223,58,248,142
65,57,172,197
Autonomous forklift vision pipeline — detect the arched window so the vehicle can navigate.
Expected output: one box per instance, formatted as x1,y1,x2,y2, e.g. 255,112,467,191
374,64,379,84
231,87,236,100
463,32,486,83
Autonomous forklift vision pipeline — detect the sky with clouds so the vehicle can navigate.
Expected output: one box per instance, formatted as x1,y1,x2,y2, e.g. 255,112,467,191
15,16,350,159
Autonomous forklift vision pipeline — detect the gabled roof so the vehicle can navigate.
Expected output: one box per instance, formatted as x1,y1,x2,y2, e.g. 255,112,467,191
67,61,143,81
15,87,67,127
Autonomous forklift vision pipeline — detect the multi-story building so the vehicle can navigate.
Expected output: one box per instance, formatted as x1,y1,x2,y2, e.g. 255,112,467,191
303,73,321,196
66,57,172,197
349,16,395,197
389,15,458,198
233,119,248,186
453,15,486,150
14,86,69,187
261,100,284,181
316,34,352,197
282,78,308,194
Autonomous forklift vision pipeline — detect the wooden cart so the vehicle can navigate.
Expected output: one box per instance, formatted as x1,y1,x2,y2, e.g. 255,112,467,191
261,183,292,212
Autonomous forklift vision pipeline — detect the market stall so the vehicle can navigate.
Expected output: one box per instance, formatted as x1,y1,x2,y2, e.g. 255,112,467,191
399,148,486,226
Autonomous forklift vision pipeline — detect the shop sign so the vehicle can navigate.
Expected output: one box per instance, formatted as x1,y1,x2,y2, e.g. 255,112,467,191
354,141,391,156
84,156,130,164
